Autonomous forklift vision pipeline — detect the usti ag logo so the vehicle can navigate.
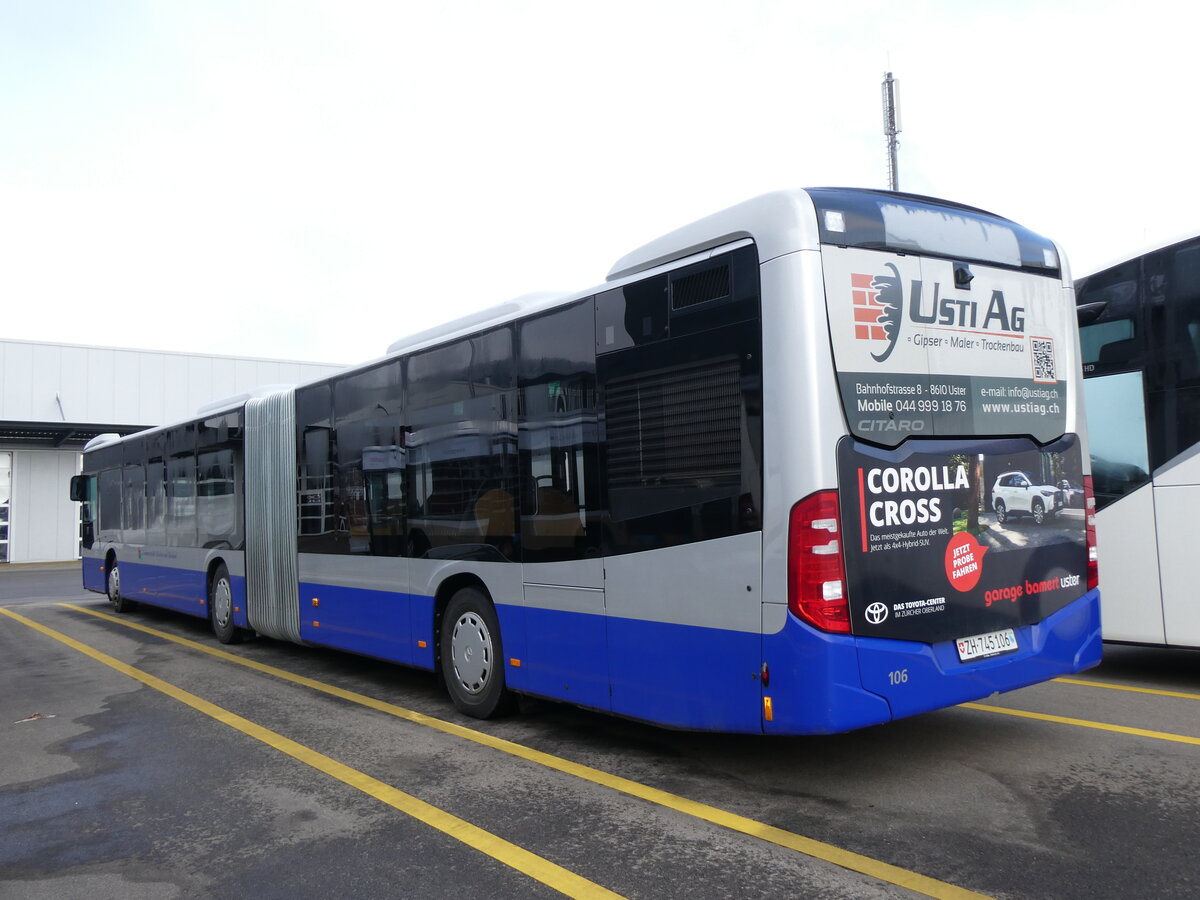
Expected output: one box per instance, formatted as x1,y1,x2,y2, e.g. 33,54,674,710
851,263,903,363
865,602,889,624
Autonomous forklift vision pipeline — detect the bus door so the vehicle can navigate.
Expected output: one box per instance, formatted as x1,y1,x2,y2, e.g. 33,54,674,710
517,424,610,710
516,293,611,710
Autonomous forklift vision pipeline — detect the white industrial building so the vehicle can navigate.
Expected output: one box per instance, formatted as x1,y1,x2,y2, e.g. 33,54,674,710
0,338,344,565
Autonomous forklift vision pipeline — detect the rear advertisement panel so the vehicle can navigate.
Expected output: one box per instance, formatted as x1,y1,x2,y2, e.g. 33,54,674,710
822,247,1072,448
837,436,1088,645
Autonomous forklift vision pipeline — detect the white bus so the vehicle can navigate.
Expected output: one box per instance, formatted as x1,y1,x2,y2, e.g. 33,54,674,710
72,188,1100,734
1076,235,1200,647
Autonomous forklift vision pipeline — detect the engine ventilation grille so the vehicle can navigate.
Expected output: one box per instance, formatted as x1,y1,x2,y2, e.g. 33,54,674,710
605,356,741,492
670,265,731,311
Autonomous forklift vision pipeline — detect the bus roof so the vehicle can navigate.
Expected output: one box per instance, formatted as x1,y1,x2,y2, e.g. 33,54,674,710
1075,229,1200,282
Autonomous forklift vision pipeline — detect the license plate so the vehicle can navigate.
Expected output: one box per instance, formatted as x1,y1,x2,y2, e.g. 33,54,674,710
956,628,1018,662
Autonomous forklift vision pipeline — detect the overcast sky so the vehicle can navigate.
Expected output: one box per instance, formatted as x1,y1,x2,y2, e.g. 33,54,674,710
2,1,1195,366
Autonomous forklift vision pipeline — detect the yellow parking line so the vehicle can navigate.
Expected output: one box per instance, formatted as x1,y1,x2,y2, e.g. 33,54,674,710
961,702,1200,746
60,602,989,900
1054,677,1200,702
0,607,621,900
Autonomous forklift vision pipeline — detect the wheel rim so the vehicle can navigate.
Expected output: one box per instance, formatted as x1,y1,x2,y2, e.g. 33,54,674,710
1033,502,1044,524
108,566,120,602
450,612,493,695
213,577,233,628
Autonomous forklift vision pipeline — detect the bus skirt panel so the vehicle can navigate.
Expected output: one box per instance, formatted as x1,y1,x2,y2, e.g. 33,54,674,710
81,553,107,593
605,615,763,733
297,580,418,666
113,558,210,619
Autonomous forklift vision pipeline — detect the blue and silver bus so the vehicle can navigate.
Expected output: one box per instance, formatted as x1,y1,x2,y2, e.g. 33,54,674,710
71,188,1101,734
1076,235,1200,648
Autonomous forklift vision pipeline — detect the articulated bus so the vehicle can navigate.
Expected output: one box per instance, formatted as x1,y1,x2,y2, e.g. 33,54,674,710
70,188,1101,734
1076,235,1200,648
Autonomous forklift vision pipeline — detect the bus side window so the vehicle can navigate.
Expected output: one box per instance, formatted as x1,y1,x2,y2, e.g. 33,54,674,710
1076,259,1140,370
1144,240,1200,467
598,322,762,555
1082,371,1151,509
518,299,600,562
407,329,518,561
97,468,123,542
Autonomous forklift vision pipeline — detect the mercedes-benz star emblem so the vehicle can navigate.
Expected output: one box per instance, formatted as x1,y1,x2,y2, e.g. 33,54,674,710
865,602,889,624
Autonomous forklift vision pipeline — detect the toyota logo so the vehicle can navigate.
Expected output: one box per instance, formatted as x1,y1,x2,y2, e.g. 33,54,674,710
865,602,889,624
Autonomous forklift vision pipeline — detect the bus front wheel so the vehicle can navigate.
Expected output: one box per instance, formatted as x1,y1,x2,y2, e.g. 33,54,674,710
209,563,243,644
439,587,516,719
106,560,137,614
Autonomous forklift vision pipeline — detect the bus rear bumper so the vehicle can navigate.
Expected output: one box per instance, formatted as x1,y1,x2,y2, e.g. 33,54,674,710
762,589,1102,734
854,588,1102,723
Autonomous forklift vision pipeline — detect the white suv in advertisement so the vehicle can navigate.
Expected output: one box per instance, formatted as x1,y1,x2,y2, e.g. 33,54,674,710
991,472,1064,525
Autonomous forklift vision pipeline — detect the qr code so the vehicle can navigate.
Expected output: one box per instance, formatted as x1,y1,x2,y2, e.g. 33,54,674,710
1031,337,1056,382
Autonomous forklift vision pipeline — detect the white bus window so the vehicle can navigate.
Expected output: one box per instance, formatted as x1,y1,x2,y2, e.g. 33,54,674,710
1083,371,1151,508
1080,318,1134,367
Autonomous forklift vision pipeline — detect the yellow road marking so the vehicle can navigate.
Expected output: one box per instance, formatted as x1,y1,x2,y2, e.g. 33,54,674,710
961,702,1200,746
0,607,621,900
1054,676,1200,702
60,602,988,900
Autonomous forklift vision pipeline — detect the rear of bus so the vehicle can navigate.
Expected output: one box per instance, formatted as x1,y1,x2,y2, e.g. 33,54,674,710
761,189,1101,734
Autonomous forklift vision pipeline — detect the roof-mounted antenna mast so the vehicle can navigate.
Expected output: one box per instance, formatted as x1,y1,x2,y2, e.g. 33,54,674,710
882,71,901,191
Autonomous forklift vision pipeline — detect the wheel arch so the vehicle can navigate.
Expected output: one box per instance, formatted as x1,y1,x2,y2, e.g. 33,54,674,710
205,556,230,601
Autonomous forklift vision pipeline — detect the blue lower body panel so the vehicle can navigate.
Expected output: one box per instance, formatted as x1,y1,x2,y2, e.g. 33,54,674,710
607,616,762,732
82,556,106,593
298,581,419,666
95,557,250,630
86,554,1102,737
514,605,610,713
117,559,209,619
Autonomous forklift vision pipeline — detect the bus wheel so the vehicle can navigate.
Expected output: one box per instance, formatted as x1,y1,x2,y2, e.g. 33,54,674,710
440,587,516,719
209,564,242,644
1032,499,1046,525
106,560,137,613
994,499,1007,524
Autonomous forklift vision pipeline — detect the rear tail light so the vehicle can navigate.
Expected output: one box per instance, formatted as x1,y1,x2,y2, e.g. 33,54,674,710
1083,475,1098,591
788,490,851,633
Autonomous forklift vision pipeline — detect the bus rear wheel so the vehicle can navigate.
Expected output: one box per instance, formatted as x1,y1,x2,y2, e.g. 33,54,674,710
209,564,243,644
440,587,516,719
106,560,137,613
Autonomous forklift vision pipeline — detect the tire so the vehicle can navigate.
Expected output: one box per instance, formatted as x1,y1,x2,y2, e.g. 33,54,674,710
106,559,137,613
439,587,516,719
993,499,1008,524
1032,499,1045,525
209,563,243,644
